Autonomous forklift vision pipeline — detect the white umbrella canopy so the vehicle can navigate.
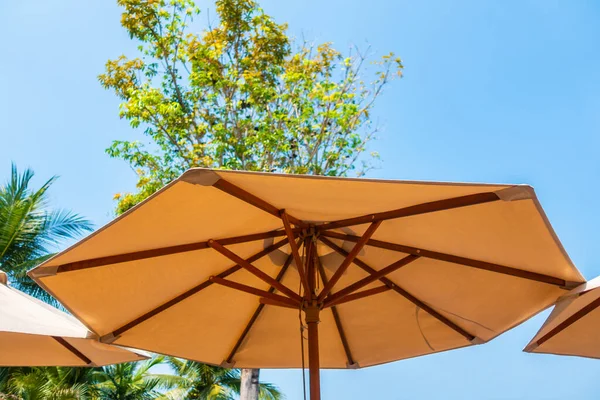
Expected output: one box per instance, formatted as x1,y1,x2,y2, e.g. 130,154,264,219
525,276,600,358
29,169,584,399
0,271,147,367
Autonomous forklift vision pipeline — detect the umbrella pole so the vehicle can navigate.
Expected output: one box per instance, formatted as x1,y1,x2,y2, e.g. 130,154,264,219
304,236,321,400
306,305,321,400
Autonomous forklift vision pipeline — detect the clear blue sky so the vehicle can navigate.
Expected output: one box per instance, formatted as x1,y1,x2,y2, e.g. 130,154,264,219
2,1,600,398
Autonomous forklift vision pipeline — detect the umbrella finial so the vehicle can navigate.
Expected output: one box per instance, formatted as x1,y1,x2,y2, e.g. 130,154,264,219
0,271,7,285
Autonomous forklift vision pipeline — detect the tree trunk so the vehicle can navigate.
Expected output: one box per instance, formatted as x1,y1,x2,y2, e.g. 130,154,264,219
240,368,260,400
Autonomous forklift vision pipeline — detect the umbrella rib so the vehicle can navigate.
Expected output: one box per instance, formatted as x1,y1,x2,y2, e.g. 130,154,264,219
52,337,92,366
213,178,307,227
208,239,303,302
319,237,477,342
321,231,568,288
281,211,310,296
316,258,356,367
210,276,301,308
323,254,420,307
51,229,297,274
258,297,298,309
225,253,295,365
534,295,600,348
317,221,381,302
323,285,391,308
315,192,500,231
106,238,289,339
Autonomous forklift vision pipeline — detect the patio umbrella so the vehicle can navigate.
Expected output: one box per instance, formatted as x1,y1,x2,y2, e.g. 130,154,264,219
524,276,600,359
0,271,147,367
29,169,584,399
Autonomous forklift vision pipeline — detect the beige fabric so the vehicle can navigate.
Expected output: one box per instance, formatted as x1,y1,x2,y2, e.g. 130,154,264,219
0,273,147,366
525,276,600,359
30,169,584,368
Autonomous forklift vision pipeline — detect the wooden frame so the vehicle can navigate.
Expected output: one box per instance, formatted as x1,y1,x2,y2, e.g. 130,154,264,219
320,231,568,287
106,238,289,339
225,253,295,364
323,254,419,306
317,221,381,301
54,229,296,273
210,276,300,308
49,177,576,400
316,257,356,367
208,239,303,303
318,236,476,342
315,192,500,231
534,294,600,347
52,337,92,365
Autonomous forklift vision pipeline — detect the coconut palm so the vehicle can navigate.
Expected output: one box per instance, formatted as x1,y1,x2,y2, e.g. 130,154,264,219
0,164,92,300
94,356,179,400
166,358,282,400
0,357,180,400
0,366,98,399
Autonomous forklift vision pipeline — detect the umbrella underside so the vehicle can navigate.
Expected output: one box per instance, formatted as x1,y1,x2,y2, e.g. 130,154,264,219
31,169,583,370
0,275,146,367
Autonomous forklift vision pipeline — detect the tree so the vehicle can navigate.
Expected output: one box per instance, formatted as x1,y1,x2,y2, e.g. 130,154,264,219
0,164,93,301
166,358,281,399
100,0,402,396
93,356,178,399
99,0,402,214
0,357,179,400
0,366,98,399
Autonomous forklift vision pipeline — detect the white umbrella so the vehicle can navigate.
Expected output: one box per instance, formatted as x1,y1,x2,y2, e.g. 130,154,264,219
0,271,147,367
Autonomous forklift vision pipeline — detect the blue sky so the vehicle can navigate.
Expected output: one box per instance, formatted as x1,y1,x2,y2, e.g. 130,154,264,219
2,0,600,398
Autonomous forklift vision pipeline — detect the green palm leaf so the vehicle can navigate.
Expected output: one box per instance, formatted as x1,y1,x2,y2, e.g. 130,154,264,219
0,164,92,299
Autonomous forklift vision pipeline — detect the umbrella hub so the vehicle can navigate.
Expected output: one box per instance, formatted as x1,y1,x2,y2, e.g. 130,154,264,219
304,303,321,324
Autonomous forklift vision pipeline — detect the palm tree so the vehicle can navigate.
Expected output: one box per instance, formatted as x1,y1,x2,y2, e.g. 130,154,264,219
0,165,97,400
93,356,178,400
0,366,98,399
0,164,92,300
0,357,179,400
166,358,282,400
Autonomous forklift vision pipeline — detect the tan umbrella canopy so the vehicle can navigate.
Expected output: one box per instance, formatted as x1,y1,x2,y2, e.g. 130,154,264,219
29,169,584,399
0,271,147,367
525,276,600,358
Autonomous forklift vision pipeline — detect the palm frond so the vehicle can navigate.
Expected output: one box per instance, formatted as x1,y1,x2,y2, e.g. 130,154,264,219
0,165,92,302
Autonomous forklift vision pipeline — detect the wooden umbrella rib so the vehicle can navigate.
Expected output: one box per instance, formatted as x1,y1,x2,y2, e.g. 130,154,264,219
208,239,303,302
319,237,476,342
52,337,92,366
324,254,420,306
210,276,300,308
281,211,310,295
316,258,356,367
323,285,391,308
55,229,294,273
109,238,289,338
225,253,295,364
258,297,298,309
535,295,600,347
321,231,567,287
213,178,307,227
316,192,500,231
317,221,381,302
324,231,568,287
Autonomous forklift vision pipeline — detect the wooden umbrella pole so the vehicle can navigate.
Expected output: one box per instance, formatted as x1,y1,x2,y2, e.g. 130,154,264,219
306,306,321,400
304,235,321,400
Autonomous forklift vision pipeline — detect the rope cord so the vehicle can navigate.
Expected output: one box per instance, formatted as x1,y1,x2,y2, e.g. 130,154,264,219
299,240,307,400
